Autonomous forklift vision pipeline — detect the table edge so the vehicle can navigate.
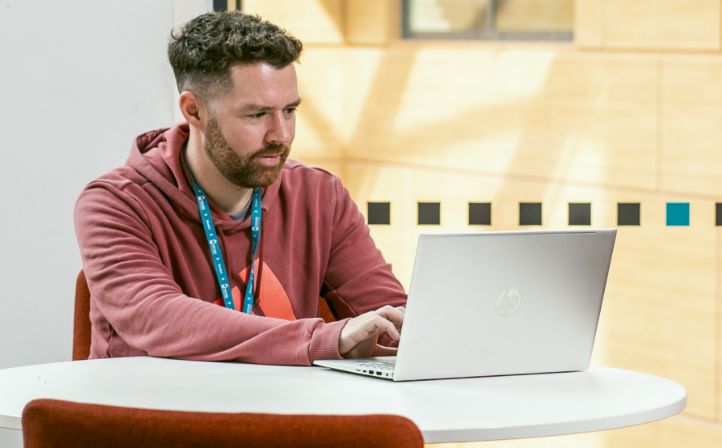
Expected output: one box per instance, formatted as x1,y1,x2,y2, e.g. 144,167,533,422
421,391,687,443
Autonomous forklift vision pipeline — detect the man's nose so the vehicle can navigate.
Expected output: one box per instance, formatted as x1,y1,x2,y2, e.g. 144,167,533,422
266,111,290,145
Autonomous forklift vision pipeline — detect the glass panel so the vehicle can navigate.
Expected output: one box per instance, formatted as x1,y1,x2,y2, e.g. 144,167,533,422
404,0,573,41
408,0,488,34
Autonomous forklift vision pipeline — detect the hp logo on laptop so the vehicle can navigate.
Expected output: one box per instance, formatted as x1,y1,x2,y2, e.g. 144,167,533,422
495,289,521,316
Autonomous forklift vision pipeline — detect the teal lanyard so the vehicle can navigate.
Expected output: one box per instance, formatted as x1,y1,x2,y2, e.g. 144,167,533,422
186,163,262,314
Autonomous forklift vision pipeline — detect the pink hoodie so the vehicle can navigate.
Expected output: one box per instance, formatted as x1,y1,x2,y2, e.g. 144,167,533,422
74,124,406,365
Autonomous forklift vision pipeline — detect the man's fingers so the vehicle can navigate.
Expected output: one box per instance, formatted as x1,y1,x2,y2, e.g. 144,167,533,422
374,305,405,329
361,314,400,341
374,344,398,356
339,305,407,357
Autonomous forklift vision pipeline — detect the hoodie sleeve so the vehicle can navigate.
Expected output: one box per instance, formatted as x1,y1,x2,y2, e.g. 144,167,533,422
320,177,408,320
75,183,347,366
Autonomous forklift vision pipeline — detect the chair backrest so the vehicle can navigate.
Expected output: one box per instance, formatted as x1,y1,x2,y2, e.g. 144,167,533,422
73,271,91,360
73,270,337,360
22,399,424,448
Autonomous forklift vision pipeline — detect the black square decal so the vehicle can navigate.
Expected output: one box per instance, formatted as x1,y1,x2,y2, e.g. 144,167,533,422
618,203,641,226
418,202,440,225
716,203,722,226
469,202,491,225
367,202,390,225
519,202,542,226
569,203,591,226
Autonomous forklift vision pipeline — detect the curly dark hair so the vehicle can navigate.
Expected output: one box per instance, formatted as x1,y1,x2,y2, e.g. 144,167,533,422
168,11,302,98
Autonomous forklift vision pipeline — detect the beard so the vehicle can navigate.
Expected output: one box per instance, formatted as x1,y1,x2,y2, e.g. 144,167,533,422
203,116,289,188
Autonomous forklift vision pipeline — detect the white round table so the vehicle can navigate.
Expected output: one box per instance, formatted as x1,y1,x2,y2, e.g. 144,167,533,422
0,357,686,444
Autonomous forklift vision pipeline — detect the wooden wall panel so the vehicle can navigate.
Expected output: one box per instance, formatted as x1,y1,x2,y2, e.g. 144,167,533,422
660,56,722,197
243,0,345,44
293,49,346,159
340,48,389,139
603,0,665,49
655,416,722,448
340,47,658,191
344,0,399,45
574,0,603,47
653,0,721,50
602,0,720,50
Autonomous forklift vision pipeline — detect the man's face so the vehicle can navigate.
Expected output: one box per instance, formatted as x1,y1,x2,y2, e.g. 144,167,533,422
203,62,300,188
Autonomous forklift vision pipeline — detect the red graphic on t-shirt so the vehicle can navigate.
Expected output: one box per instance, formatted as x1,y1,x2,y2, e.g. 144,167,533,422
214,260,297,320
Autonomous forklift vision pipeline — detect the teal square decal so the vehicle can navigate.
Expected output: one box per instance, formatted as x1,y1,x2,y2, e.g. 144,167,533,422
666,202,689,226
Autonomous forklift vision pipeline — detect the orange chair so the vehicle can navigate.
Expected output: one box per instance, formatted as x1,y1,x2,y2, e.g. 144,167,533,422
73,271,92,360
22,399,424,448
73,271,338,360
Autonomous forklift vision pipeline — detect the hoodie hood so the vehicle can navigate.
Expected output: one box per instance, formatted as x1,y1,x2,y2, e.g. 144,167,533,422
126,123,282,233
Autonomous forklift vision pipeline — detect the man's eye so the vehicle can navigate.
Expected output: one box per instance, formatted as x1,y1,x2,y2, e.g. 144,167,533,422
248,112,266,119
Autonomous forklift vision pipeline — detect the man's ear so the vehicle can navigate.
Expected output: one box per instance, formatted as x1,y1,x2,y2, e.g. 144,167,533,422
178,91,207,130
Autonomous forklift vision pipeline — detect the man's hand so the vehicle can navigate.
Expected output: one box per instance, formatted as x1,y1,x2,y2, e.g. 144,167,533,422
339,305,405,359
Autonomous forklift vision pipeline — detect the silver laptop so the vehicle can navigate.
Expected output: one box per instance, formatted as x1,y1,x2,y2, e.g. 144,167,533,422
314,229,616,381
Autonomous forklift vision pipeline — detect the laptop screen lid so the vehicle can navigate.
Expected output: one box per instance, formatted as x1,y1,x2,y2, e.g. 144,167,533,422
392,229,616,381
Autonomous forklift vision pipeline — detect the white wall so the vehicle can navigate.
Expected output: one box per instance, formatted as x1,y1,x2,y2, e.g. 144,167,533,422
0,0,209,370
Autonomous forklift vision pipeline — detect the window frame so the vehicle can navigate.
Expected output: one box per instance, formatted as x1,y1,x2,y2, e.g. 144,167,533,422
401,0,573,42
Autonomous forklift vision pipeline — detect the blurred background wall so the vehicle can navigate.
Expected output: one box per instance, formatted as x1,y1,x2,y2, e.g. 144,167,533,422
0,4,207,445
244,0,722,447
0,0,208,368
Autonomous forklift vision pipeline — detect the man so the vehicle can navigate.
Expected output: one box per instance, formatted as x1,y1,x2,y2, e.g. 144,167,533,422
74,11,406,365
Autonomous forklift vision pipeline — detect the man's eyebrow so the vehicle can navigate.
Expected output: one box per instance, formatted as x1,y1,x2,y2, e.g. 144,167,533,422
236,98,302,113
286,98,302,108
